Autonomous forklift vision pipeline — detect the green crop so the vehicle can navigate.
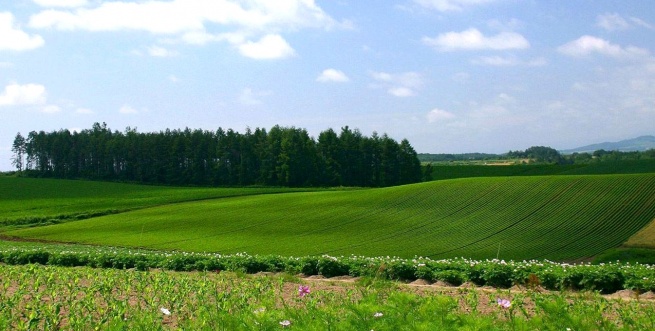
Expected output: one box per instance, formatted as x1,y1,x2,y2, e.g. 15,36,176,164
0,261,653,330
0,176,320,228
7,174,655,261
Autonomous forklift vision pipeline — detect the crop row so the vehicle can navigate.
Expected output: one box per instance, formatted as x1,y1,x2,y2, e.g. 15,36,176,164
4,263,655,330
9,174,655,261
1,245,654,294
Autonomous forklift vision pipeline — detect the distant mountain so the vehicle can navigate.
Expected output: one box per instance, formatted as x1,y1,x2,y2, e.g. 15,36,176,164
561,135,655,154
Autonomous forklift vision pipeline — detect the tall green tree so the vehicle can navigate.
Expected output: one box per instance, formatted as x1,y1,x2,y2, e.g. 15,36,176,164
11,132,26,172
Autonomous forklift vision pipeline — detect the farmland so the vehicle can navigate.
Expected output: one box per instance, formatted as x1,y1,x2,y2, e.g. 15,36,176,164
3,262,655,330
4,173,655,261
426,159,655,181
0,176,320,228
2,166,655,329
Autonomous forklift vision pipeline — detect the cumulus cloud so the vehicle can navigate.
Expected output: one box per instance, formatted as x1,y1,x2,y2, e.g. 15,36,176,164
32,0,88,8
237,34,295,60
413,0,497,12
317,69,350,83
422,28,529,51
558,35,649,59
427,108,455,123
0,83,46,106
370,71,423,97
0,12,45,51
27,0,343,59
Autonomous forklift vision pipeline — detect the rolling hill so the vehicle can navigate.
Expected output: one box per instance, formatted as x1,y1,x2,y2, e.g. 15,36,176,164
561,135,655,154
5,174,655,261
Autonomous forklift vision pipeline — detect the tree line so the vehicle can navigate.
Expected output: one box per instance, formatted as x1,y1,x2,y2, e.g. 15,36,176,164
11,123,423,187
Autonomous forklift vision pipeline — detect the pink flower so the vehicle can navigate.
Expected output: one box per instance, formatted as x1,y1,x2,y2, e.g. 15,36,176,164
298,285,310,297
497,298,511,309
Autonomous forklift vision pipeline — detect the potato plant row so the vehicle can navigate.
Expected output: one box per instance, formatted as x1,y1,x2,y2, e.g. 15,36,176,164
3,263,654,330
1,245,654,294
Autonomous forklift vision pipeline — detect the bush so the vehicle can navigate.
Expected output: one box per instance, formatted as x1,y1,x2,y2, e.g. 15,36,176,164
481,263,514,288
317,256,349,278
384,261,416,281
433,270,466,286
48,253,88,267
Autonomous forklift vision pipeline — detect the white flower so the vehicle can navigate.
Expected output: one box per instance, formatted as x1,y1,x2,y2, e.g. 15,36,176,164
374,312,383,318
280,320,291,327
160,307,171,315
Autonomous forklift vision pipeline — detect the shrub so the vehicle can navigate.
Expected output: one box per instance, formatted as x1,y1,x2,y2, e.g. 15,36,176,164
434,270,467,286
317,256,349,278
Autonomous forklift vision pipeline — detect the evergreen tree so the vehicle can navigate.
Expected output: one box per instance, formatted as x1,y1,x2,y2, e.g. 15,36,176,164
11,132,26,172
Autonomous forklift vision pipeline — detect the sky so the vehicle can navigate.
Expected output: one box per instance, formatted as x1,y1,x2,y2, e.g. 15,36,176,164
1,0,655,171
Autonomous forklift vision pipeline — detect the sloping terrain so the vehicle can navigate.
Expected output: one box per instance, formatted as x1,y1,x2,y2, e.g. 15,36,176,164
6,174,655,261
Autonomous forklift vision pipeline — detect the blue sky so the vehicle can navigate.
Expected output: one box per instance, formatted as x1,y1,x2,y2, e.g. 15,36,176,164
1,0,655,170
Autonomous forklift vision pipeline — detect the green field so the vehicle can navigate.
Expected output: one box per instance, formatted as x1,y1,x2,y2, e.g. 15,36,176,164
427,159,655,181
0,177,319,227
5,174,655,261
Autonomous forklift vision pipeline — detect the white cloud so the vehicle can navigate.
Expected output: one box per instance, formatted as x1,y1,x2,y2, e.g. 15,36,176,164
32,0,88,8
239,87,272,106
472,55,547,66
0,83,46,106
596,13,653,31
42,105,62,113
596,13,630,31
558,35,649,59
414,0,497,12
27,0,343,59
316,69,350,83
237,34,295,60
423,28,529,51
472,55,517,66
427,108,455,123
119,105,138,114
0,12,45,51
76,107,93,114
147,45,178,57
497,93,515,103
630,17,654,30
388,87,415,97
370,71,423,97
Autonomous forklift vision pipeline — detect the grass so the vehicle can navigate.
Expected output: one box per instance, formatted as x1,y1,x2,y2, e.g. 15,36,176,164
625,218,655,249
6,174,655,261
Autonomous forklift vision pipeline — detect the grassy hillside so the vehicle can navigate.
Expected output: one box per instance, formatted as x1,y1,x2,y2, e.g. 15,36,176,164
0,177,317,227
6,174,655,261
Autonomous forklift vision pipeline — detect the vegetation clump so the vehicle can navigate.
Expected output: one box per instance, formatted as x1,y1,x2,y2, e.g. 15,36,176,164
11,123,422,187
